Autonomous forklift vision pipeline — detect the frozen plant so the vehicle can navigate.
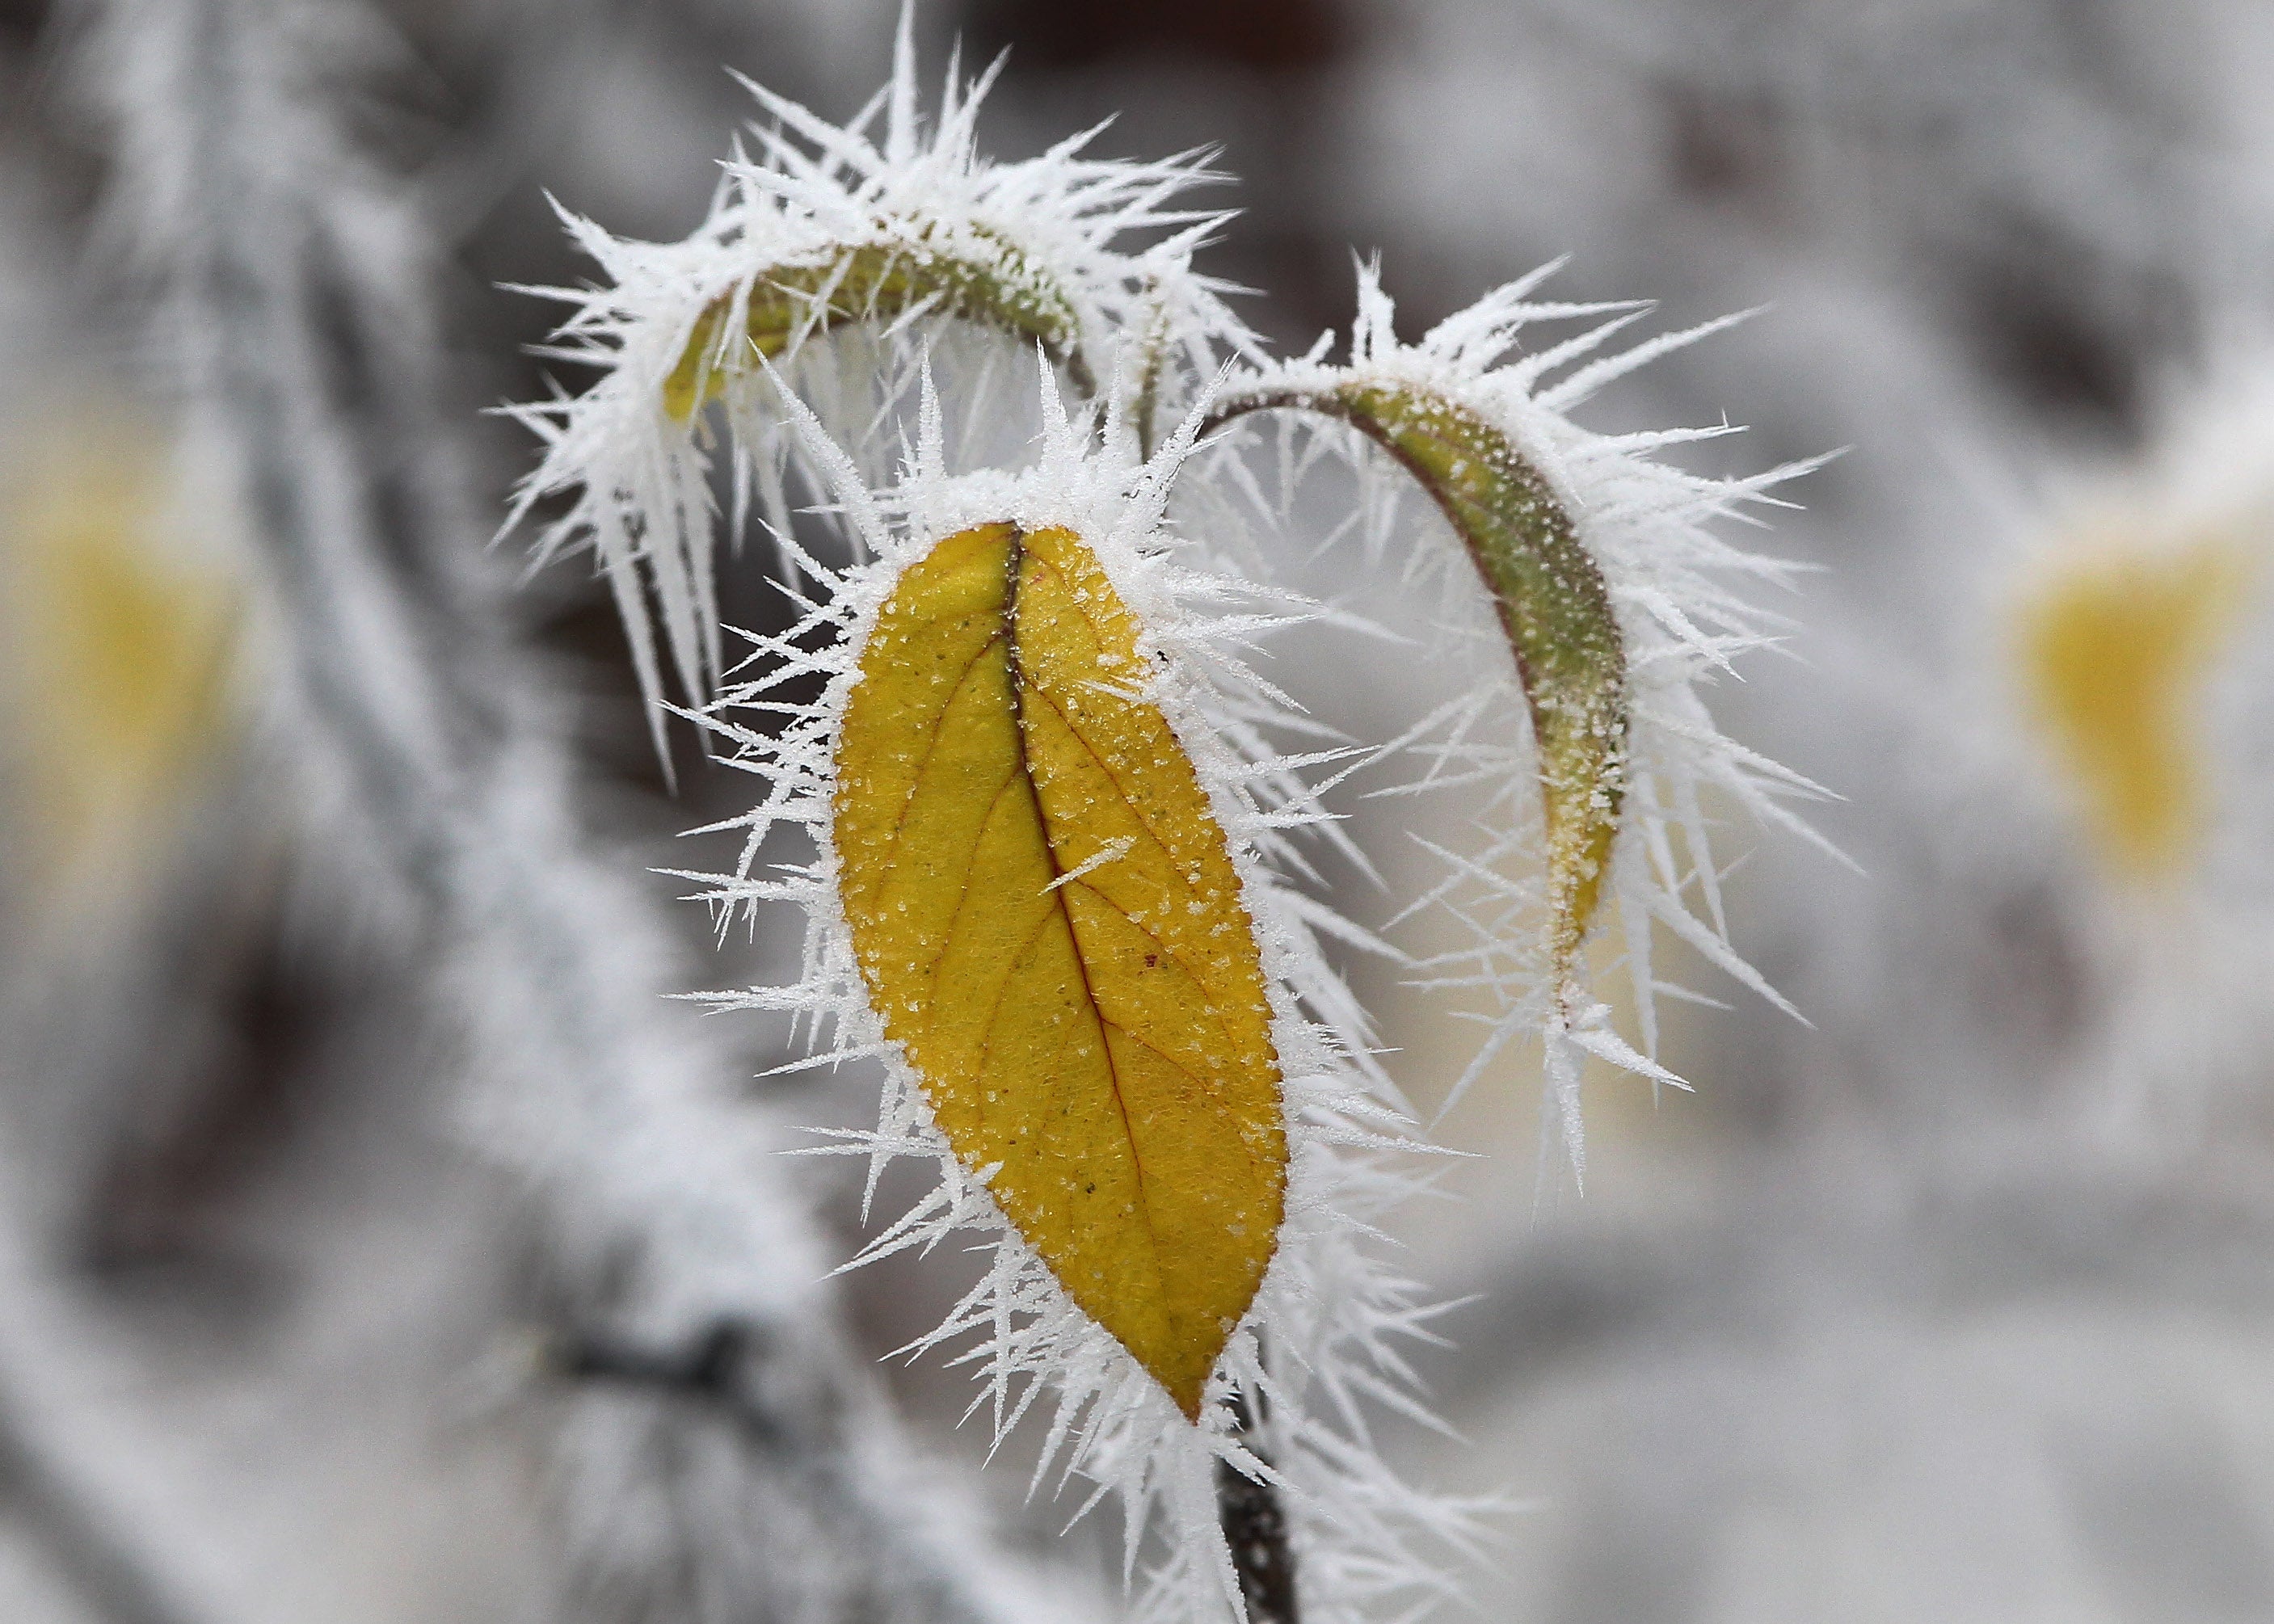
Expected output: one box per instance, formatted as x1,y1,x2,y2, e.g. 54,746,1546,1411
512,19,1820,1624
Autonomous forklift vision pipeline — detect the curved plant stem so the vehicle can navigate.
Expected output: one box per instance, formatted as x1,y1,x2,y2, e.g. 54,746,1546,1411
1216,1391,1299,1624
666,237,1097,420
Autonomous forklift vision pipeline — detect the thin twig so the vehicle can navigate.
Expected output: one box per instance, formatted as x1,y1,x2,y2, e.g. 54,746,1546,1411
1216,1392,1299,1624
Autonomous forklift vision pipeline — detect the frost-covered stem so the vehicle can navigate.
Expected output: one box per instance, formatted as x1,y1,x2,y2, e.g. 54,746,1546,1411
85,0,1031,1617
1199,383,1628,999
1199,382,1607,686
1126,276,1174,463
1215,1393,1299,1624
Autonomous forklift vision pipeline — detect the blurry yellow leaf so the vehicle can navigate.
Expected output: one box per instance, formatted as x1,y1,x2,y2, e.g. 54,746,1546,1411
6,435,238,886
833,522,1285,1416
2019,538,2250,881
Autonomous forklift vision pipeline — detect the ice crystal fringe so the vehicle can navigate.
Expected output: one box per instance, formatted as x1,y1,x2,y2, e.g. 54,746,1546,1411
503,13,1259,752
1187,263,1839,1180
681,372,1489,1624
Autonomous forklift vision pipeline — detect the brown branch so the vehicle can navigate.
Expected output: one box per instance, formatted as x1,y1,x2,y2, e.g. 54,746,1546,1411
1216,1391,1299,1624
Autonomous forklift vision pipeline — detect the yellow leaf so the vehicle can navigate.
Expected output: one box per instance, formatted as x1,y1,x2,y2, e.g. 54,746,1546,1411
2018,536,2251,881
833,521,1286,1418
4,431,238,887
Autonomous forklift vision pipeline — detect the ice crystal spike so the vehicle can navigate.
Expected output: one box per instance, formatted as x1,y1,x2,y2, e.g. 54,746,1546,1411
1204,377,1628,1000
662,237,1097,421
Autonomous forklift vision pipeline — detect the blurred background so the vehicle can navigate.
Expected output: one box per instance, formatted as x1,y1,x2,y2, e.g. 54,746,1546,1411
8,0,2274,1620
